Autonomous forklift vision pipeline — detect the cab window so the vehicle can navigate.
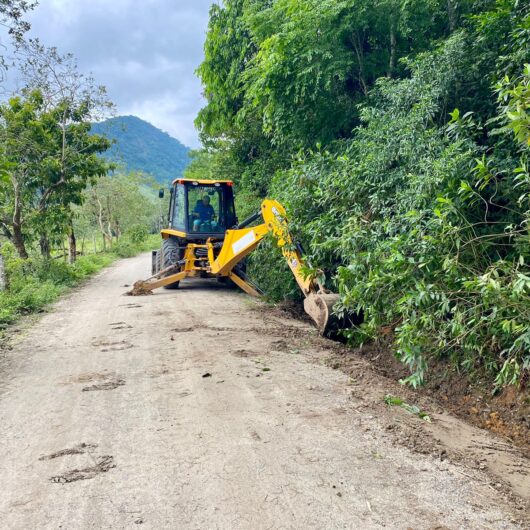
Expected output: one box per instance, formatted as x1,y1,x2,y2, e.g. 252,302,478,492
188,185,223,233
172,184,186,231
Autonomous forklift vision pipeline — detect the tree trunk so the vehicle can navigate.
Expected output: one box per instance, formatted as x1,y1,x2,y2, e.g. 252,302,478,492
39,233,51,259
351,31,368,96
447,0,457,32
12,223,28,259
12,178,28,259
0,246,6,291
93,233,97,254
389,18,397,77
68,223,77,264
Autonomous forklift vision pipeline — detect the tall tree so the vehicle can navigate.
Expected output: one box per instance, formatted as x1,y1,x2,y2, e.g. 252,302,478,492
13,41,114,259
0,90,111,259
0,0,36,80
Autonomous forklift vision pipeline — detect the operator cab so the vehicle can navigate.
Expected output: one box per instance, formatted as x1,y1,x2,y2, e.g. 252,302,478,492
167,179,237,239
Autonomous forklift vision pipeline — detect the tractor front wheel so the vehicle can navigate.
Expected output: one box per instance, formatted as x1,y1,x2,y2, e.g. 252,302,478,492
161,237,183,289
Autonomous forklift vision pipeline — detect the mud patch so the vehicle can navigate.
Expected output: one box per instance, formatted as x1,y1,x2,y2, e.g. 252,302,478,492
109,321,133,330
147,365,171,378
231,349,254,358
171,327,194,333
82,379,125,392
270,339,289,352
91,338,134,352
39,443,97,461
64,371,115,385
50,455,116,483
204,325,234,332
268,299,313,323
194,323,310,339
253,324,314,339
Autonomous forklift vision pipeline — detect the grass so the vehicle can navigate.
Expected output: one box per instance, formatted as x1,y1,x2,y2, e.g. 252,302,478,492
0,234,159,330
383,394,432,423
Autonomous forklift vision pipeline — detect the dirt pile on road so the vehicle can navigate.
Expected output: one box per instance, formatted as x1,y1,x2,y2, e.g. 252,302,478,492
126,281,154,296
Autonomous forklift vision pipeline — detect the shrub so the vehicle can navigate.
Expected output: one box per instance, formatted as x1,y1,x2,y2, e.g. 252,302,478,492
272,38,530,388
112,240,137,258
0,234,156,328
126,224,149,245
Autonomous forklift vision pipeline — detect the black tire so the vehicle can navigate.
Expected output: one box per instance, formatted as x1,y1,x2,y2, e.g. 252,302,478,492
217,259,247,288
235,259,247,275
161,237,183,289
217,276,235,287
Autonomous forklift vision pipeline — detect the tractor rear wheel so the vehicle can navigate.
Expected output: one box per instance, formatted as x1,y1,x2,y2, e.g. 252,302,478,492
161,237,183,289
151,250,161,276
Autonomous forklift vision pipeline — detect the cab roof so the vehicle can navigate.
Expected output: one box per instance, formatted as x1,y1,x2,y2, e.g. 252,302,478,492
172,178,234,186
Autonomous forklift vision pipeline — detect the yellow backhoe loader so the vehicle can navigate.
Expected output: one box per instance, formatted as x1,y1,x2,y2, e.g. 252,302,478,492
130,178,345,336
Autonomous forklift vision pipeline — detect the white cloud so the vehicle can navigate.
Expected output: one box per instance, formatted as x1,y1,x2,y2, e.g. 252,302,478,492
22,0,214,147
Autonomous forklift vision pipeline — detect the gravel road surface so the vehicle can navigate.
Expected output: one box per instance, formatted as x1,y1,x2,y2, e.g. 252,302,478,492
0,254,524,529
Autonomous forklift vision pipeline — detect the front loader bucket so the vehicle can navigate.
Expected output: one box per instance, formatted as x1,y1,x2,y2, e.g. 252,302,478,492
304,292,343,337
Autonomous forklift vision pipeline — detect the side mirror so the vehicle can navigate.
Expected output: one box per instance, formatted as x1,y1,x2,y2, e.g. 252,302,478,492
158,188,165,199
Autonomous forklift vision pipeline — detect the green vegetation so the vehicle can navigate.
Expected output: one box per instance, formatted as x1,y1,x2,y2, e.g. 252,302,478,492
0,11,161,330
195,0,530,389
73,171,161,251
0,89,111,259
384,395,431,422
0,234,158,329
91,115,190,186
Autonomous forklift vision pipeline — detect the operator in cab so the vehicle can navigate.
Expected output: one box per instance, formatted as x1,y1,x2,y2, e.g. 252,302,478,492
192,194,216,231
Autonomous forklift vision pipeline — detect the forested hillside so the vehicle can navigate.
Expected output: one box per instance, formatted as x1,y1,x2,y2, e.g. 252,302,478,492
92,115,190,185
193,0,530,389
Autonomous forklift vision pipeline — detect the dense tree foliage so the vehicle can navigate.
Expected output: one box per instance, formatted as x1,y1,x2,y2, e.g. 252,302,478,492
0,90,111,259
0,0,36,82
75,172,159,251
196,0,530,388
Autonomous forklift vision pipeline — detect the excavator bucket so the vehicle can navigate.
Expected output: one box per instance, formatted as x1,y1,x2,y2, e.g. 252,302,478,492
303,292,343,337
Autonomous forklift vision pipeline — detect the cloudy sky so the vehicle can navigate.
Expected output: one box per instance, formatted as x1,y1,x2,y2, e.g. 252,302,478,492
20,0,216,147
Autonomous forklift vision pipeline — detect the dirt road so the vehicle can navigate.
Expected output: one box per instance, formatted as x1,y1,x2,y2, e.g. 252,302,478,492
0,254,527,529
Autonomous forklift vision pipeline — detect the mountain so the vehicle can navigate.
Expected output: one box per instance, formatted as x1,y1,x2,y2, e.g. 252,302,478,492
91,115,191,185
